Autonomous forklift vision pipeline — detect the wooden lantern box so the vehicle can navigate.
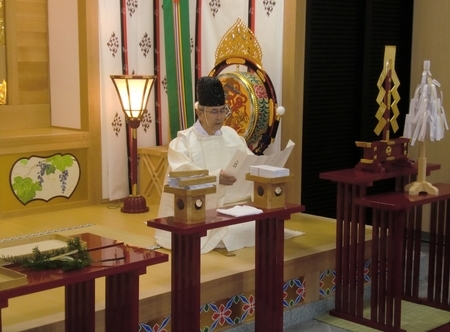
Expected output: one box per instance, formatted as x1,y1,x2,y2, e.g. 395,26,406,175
245,173,294,209
163,170,216,224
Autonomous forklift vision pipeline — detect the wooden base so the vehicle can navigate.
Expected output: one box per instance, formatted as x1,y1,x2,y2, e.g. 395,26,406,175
121,195,149,214
404,152,439,195
405,181,439,195
246,174,293,209
163,185,216,223
355,138,412,173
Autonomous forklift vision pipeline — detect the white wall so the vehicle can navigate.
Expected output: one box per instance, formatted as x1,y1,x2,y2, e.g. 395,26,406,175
48,0,81,129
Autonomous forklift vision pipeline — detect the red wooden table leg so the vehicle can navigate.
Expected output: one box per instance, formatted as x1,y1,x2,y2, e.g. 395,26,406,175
171,232,202,332
65,279,95,332
370,209,380,322
255,217,285,332
392,210,406,329
105,270,143,332
370,209,405,331
333,182,346,314
0,299,7,332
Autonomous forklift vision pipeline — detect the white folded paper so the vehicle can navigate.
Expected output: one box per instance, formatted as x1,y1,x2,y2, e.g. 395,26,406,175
249,165,290,178
217,205,263,217
284,229,305,239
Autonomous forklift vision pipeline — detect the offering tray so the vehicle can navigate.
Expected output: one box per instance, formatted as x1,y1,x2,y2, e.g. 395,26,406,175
0,267,27,290
0,234,86,266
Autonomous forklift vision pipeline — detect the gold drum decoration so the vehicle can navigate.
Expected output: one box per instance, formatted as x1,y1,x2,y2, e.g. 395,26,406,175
219,71,271,150
208,18,279,154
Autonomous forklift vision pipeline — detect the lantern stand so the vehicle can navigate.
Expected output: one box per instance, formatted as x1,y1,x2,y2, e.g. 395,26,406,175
110,75,156,213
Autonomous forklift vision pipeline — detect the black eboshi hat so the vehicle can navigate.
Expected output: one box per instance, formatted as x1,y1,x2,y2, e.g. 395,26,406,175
197,76,225,107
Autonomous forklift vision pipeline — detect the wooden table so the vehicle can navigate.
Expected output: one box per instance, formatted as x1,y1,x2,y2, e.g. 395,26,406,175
0,233,168,332
355,183,450,331
147,203,304,332
319,164,443,332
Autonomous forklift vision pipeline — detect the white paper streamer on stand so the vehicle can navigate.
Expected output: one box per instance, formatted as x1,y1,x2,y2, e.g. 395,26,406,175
403,60,448,195
403,60,448,145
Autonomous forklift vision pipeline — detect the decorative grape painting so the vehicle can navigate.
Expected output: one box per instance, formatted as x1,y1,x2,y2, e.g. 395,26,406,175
10,154,80,204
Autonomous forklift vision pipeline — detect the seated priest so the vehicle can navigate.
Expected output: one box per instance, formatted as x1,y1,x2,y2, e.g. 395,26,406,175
155,76,299,254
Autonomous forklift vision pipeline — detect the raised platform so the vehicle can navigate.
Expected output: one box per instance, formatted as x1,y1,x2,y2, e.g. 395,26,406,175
0,202,373,331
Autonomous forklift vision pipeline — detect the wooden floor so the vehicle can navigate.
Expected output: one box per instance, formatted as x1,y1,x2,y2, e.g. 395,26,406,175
0,202,372,331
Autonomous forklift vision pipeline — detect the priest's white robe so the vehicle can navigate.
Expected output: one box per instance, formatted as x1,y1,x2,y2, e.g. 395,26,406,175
155,121,257,254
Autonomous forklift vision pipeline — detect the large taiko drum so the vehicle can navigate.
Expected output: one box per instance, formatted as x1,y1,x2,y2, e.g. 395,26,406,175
218,71,273,150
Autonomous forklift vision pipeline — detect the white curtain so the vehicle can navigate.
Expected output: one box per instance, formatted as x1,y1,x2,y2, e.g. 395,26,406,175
99,0,284,200
99,0,157,200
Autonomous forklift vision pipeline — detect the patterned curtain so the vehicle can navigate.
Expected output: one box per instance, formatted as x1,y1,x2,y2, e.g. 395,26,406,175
99,0,284,200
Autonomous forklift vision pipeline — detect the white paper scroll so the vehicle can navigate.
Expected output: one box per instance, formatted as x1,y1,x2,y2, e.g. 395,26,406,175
403,60,448,145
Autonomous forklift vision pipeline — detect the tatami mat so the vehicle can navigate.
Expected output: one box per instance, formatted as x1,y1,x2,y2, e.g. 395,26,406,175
316,300,450,332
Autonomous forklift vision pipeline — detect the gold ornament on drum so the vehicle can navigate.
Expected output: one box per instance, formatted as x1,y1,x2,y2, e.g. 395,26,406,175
208,18,285,155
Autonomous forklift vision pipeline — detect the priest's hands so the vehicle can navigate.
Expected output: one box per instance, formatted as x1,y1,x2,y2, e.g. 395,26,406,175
219,170,237,186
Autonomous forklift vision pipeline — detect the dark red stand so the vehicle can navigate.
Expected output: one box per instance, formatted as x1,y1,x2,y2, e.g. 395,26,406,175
147,203,304,332
320,164,448,331
0,234,168,332
357,184,450,312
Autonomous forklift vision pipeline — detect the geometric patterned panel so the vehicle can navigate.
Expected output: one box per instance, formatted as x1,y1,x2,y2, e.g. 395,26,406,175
139,260,373,331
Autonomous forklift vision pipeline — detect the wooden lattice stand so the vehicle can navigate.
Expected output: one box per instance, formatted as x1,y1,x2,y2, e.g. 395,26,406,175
138,146,168,204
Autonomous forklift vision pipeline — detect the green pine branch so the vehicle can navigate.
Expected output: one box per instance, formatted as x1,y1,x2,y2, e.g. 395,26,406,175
1,237,92,272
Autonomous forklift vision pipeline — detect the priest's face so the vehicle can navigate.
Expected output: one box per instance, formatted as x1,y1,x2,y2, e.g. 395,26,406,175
198,105,228,135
